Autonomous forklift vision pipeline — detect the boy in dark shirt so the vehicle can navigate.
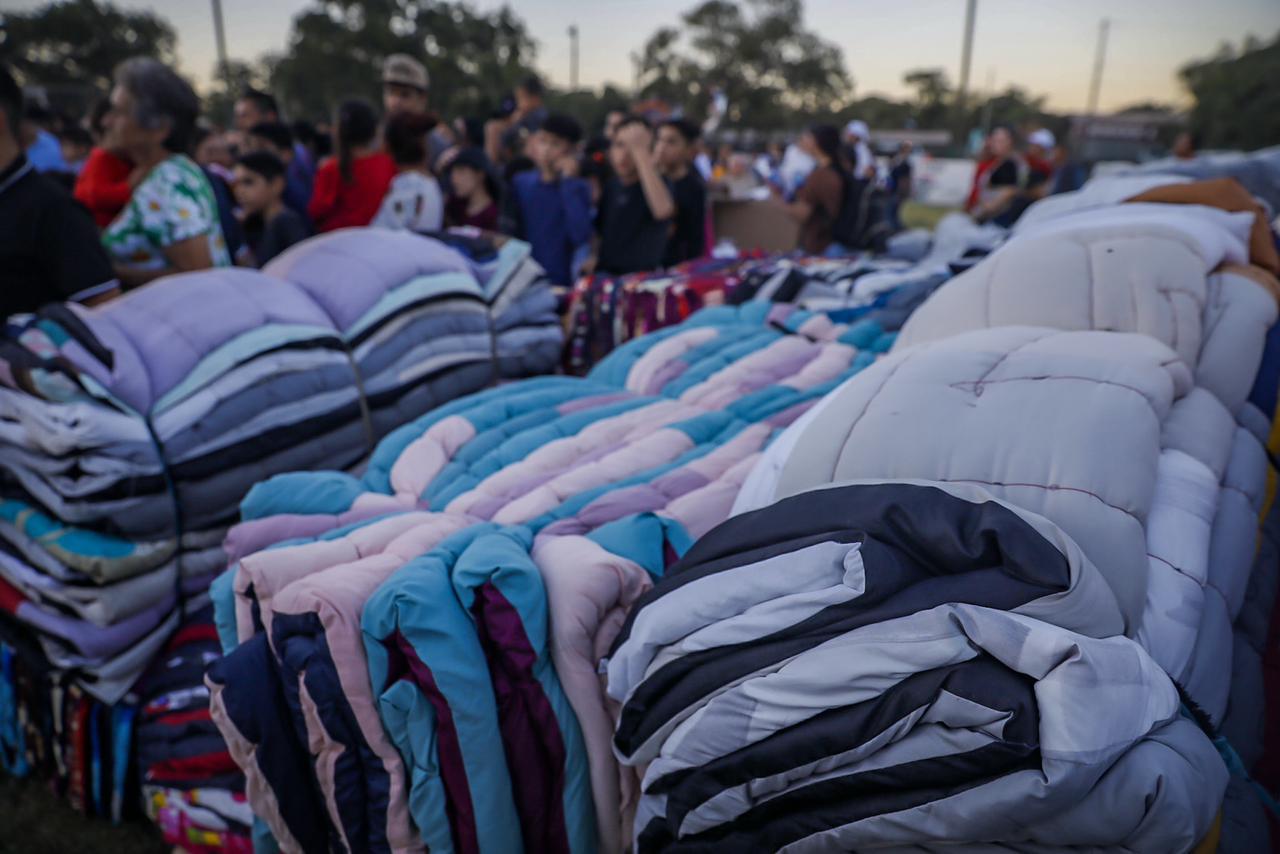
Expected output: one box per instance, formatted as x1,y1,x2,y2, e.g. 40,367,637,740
594,117,675,276
232,151,309,267
654,118,707,266
245,121,312,218
508,113,593,286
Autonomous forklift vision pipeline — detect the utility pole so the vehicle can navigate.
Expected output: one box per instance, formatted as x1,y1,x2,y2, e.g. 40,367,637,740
1086,18,1110,115
210,0,229,84
956,0,977,111
568,25,579,91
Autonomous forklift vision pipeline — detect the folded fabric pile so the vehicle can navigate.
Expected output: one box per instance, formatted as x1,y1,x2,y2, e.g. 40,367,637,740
205,302,904,853
646,186,1279,850
610,480,1225,852
135,608,252,853
564,221,1007,374
0,228,560,832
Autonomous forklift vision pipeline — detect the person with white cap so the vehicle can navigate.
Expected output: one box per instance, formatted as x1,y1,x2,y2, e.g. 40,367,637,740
1021,127,1057,204
843,119,874,180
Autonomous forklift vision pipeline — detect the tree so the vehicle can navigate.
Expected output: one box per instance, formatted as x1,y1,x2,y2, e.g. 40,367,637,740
0,0,176,116
269,0,537,122
634,0,851,129
1180,29,1280,151
902,68,951,128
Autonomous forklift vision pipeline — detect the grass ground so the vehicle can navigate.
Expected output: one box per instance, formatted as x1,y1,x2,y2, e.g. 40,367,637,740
901,201,957,231
0,774,166,854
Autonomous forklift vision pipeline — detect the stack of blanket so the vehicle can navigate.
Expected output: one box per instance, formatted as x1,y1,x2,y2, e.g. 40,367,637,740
610,479,1225,852
564,220,1005,374
135,608,252,853
206,303,903,853
670,182,1279,850
0,228,561,838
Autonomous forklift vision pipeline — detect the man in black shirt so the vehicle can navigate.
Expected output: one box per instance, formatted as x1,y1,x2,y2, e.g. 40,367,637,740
655,118,707,266
0,64,119,318
594,116,675,276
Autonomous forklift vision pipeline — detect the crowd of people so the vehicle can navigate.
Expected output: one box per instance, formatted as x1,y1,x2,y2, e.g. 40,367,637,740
963,124,1086,226
0,52,927,322
3,49,1100,324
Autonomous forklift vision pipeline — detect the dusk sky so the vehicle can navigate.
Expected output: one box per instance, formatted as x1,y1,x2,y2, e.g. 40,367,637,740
12,0,1280,111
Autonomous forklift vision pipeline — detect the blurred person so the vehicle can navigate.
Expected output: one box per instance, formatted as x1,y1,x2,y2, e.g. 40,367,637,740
778,139,817,196
381,53,452,168
593,116,675,276
443,147,499,230
1050,142,1086,195
885,141,913,232
603,110,626,141
381,54,430,116
507,113,592,286
843,119,874,179
486,74,549,167
655,118,707,265
964,137,994,213
1024,129,1055,189
373,110,443,233
773,124,846,255
246,121,311,215
74,96,133,227
692,137,713,181
59,125,93,175
190,127,246,260
192,127,234,180
711,141,734,180
579,136,612,206
0,63,119,314
232,151,308,267
291,119,323,168
22,101,68,173
100,57,230,286
969,126,1026,226
308,98,395,232
513,75,549,135
235,87,316,191
233,87,280,132
1172,130,1200,160
719,152,760,198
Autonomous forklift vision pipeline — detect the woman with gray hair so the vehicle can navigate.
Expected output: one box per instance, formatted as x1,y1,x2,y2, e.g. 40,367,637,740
101,57,229,286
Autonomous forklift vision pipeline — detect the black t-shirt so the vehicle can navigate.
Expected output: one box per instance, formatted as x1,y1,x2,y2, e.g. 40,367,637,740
245,208,310,267
0,156,117,318
663,169,707,267
596,176,673,276
987,158,1021,187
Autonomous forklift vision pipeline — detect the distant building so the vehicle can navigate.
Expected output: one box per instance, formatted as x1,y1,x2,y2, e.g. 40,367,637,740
1066,110,1186,163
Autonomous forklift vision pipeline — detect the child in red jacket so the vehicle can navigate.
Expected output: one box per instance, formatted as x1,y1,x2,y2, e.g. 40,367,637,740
307,99,395,232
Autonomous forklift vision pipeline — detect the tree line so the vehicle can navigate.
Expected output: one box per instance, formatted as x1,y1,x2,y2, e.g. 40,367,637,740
2,0,1276,150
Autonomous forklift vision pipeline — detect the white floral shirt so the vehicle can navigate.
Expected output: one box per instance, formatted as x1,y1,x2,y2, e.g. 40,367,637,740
103,154,231,270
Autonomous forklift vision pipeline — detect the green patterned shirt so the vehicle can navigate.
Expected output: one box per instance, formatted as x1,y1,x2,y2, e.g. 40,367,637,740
102,154,231,270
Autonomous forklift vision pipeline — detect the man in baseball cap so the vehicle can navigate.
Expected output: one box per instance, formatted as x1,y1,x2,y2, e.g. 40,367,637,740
1027,128,1055,152
843,119,874,179
382,54,429,116
1024,128,1056,188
